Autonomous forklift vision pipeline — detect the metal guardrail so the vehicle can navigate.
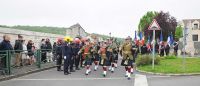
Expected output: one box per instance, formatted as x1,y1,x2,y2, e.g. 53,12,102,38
0,49,55,75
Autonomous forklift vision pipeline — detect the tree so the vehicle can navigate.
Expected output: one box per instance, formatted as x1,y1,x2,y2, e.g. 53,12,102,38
138,11,158,31
175,25,183,39
138,11,177,41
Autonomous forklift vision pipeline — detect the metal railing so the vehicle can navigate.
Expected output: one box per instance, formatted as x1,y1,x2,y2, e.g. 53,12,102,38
0,49,55,75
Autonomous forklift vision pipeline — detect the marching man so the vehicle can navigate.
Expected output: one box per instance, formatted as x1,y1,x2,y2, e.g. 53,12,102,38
78,39,93,75
92,41,100,71
121,36,134,80
98,41,110,77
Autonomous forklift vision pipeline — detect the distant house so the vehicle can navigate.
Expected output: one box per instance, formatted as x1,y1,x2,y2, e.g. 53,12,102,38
66,23,87,38
179,19,200,56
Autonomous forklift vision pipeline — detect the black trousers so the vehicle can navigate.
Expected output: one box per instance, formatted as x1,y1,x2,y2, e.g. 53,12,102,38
75,55,80,68
70,57,74,70
56,54,62,70
41,52,47,63
64,56,70,73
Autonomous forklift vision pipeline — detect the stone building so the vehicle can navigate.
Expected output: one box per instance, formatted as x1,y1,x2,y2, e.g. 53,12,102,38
179,19,200,56
66,23,87,38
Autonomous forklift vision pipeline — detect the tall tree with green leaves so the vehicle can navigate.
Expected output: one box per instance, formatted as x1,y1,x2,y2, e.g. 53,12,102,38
138,11,158,32
138,11,177,41
175,25,183,39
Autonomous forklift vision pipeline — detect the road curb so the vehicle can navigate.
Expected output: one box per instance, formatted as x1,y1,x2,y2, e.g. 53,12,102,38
136,69,200,76
0,66,56,82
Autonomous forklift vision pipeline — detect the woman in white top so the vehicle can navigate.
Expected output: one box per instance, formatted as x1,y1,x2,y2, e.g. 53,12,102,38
21,40,28,66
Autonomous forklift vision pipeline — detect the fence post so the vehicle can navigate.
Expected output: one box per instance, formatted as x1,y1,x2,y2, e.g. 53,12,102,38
37,50,41,68
8,50,11,75
5,50,9,75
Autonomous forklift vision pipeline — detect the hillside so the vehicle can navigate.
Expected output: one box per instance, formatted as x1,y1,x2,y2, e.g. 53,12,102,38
0,25,124,43
0,25,66,35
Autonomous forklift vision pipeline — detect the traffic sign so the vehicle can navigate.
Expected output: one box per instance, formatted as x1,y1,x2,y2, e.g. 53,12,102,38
148,19,160,69
148,19,161,30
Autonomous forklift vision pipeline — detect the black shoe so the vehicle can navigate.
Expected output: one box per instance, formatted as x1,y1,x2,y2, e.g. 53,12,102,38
64,73,69,75
70,70,75,72
76,68,80,70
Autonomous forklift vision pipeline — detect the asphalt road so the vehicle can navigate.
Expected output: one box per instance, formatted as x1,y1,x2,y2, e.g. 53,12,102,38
0,62,200,86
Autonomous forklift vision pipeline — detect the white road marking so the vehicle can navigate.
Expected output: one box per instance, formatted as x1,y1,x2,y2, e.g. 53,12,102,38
11,77,134,81
134,74,148,86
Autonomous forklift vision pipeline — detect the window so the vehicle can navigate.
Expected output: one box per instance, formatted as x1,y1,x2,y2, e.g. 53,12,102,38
192,35,198,41
193,24,198,30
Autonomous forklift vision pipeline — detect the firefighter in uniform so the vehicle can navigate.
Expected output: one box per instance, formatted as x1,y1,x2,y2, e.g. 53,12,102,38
78,39,93,75
63,36,73,75
73,38,81,70
121,36,133,80
55,38,63,71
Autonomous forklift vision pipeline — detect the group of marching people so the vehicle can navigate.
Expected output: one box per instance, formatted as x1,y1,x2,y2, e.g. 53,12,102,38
54,36,121,77
54,35,178,80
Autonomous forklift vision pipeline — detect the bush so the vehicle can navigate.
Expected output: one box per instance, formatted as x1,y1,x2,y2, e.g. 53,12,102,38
136,54,161,66
164,55,177,59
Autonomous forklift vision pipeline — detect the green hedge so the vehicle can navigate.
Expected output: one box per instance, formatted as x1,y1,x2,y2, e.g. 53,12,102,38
136,54,161,66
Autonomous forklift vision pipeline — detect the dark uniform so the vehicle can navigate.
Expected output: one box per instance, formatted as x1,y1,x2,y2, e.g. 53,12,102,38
55,43,63,71
141,44,147,54
62,42,73,75
72,43,81,70
165,44,170,56
173,41,179,56
160,44,165,57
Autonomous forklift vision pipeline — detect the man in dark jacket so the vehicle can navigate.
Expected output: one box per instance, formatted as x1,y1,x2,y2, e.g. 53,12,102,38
72,43,81,70
55,39,63,71
0,35,13,68
52,42,57,62
46,38,53,62
14,34,23,67
62,40,73,75
40,39,47,63
173,40,179,56
165,43,170,56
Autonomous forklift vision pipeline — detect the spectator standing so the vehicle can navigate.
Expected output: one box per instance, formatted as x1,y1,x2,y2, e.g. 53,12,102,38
52,42,57,62
14,35,23,67
46,38,53,62
21,40,28,66
27,40,34,65
40,39,47,63
173,40,179,56
0,35,13,68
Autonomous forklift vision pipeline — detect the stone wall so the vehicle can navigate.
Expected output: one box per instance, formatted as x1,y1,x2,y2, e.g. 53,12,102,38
0,27,64,48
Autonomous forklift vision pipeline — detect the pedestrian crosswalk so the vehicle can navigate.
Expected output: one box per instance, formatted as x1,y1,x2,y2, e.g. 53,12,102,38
134,74,148,86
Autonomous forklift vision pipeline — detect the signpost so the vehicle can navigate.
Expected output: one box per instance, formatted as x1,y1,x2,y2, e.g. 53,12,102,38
148,19,161,69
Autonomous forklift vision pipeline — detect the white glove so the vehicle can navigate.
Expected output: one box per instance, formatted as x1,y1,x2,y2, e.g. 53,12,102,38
64,56,66,60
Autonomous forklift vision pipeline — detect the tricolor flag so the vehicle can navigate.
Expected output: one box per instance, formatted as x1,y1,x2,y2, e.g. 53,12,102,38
160,31,163,44
139,32,145,45
167,32,174,46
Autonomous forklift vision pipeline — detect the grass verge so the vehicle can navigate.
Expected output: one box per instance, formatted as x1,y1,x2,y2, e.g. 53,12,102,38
137,58,200,74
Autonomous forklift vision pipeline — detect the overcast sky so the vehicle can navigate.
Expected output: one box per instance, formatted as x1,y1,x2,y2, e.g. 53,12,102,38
0,0,199,38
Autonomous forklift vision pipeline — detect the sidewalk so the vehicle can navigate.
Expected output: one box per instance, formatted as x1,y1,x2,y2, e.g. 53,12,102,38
0,62,56,81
